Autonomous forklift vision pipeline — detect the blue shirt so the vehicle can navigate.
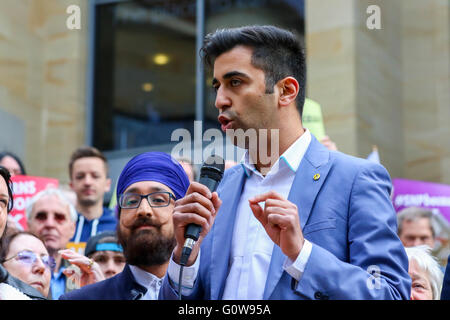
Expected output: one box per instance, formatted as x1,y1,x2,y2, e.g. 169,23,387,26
51,266,66,300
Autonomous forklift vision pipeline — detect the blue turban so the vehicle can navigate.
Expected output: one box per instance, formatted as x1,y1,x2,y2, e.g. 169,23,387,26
117,152,190,203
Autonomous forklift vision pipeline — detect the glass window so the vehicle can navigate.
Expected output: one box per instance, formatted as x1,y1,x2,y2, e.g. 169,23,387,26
94,0,197,151
93,0,304,153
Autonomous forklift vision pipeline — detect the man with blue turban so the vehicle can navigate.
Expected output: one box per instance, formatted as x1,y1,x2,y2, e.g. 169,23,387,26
59,152,190,300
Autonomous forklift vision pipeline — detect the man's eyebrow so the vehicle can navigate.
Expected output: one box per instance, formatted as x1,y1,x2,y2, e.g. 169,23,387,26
223,71,249,79
212,71,250,86
34,210,48,216
0,193,9,202
125,186,167,194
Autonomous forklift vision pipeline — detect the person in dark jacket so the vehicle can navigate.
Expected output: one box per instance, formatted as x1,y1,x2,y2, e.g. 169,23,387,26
59,152,189,300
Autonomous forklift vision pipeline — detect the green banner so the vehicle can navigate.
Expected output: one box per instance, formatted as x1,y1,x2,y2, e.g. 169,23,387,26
302,98,326,141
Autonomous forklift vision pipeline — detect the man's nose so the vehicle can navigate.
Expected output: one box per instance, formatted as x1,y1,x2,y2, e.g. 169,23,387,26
44,215,56,227
104,259,118,275
136,197,153,217
83,174,93,185
215,87,231,112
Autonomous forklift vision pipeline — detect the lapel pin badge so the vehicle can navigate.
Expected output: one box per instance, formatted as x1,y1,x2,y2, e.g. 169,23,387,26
313,173,320,181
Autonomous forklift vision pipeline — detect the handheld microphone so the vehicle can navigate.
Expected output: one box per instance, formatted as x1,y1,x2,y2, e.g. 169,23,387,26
180,155,225,266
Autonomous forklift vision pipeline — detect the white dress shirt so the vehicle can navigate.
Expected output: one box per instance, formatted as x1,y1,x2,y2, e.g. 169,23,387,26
168,129,313,299
129,265,163,300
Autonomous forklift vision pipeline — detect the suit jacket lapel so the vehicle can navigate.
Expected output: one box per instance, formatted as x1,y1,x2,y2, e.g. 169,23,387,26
289,136,331,230
120,264,148,300
210,166,247,300
263,136,332,299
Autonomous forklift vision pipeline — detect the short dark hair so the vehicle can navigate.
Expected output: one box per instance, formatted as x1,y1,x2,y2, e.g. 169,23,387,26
201,25,306,116
69,146,109,178
0,166,14,213
0,151,26,175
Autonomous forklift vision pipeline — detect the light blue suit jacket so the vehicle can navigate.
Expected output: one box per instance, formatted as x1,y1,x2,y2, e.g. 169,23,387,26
160,136,411,300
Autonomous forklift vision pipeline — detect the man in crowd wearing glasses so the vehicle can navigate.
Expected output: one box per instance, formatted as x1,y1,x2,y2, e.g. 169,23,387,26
59,151,190,300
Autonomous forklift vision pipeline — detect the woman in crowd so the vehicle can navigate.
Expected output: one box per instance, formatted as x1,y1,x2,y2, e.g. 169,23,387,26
1,231,53,298
0,152,26,177
0,152,27,235
405,245,444,300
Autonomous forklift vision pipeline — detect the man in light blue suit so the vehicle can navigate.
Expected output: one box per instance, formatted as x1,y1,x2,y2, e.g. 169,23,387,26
160,25,411,300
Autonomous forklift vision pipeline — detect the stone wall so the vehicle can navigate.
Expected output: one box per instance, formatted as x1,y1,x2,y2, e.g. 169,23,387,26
0,0,449,185
306,0,358,156
306,0,450,184
0,0,87,184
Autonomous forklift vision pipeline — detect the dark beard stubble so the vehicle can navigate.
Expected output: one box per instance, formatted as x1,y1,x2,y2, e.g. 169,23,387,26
117,223,176,267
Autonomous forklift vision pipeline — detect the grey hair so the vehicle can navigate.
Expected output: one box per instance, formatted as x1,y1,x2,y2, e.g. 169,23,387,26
405,245,444,300
397,207,437,237
26,188,78,222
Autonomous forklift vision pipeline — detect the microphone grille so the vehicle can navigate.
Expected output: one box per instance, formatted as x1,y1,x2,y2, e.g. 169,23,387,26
201,155,225,175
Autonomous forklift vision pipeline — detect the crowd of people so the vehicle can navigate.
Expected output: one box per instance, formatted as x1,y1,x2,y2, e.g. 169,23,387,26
1,25,449,300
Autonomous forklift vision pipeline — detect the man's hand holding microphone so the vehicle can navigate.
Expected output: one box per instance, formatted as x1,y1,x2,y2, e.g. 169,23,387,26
172,182,222,266
172,156,305,268
172,156,224,267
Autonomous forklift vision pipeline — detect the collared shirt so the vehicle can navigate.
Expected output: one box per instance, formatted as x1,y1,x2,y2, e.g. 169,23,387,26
168,129,313,299
50,266,66,300
129,265,163,300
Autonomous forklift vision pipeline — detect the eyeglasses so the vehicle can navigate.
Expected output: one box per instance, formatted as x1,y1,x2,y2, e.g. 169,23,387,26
118,191,176,209
3,250,56,271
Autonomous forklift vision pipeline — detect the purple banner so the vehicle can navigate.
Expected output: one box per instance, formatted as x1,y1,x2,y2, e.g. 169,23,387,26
392,178,450,223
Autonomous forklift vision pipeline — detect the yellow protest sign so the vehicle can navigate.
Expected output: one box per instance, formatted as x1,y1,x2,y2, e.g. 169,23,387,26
66,242,87,255
302,98,326,141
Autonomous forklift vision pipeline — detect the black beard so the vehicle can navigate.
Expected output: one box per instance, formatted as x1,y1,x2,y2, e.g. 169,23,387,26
117,218,175,267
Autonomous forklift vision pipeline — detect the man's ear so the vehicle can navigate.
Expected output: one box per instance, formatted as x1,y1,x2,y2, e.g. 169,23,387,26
277,77,299,107
105,178,112,193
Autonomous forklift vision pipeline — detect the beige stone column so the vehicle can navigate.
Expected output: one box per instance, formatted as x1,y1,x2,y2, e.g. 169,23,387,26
0,0,88,183
400,0,450,184
305,0,358,156
306,0,450,184
353,0,406,177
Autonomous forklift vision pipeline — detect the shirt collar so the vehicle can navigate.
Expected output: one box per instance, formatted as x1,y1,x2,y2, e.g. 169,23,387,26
240,129,311,176
129,265,162,289
52,265,66,279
